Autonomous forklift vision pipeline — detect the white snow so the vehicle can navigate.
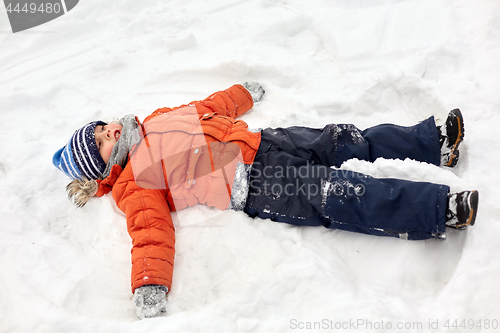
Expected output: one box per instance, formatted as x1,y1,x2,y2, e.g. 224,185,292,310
1,0,500,332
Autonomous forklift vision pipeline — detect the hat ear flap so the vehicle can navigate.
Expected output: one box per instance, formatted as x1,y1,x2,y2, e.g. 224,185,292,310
66,177,99,208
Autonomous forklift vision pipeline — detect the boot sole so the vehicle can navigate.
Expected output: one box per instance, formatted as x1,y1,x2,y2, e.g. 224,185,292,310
445,108,464,167
467,190,479,226
454,190,479,228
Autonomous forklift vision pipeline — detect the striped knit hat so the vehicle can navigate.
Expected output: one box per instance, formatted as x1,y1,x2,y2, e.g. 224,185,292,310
53,120,107,180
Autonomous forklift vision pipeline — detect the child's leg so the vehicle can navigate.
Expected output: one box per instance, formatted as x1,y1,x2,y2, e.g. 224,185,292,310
259,116,441,167
359,116,441,166
244,144,449,240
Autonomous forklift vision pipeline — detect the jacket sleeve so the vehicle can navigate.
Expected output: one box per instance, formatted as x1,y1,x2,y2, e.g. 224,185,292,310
147,84,254,121
112,163,175,293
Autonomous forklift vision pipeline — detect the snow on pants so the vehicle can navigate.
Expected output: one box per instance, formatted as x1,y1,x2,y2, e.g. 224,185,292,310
244,116,449,240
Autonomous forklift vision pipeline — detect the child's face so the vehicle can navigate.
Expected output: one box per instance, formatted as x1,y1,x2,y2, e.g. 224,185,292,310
94,123,123,164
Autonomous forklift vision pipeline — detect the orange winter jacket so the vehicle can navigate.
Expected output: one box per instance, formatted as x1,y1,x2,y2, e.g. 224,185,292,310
95,85,261,293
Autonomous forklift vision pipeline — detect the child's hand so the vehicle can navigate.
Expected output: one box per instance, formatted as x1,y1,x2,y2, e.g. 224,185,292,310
133,284,168,319
242,82,265,103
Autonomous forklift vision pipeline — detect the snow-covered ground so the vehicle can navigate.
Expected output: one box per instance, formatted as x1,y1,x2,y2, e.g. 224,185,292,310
1,0,499,332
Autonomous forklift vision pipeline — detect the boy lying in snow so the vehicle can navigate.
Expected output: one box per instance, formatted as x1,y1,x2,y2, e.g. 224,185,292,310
53,83,478,319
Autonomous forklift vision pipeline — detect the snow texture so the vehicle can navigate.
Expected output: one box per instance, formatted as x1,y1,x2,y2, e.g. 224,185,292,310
1,0,500,332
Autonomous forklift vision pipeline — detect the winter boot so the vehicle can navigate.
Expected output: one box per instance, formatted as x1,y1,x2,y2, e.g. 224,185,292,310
438,108,464,167
446,190,479,229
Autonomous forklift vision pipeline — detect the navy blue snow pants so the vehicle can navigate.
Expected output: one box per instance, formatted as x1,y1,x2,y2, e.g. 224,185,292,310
244,116,449,240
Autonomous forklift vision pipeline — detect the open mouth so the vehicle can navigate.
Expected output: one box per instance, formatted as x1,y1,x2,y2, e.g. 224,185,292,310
114,130,121,141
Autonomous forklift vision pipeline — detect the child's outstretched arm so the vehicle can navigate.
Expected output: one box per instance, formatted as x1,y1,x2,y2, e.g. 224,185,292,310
112,164,174,318
147,83,264,121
